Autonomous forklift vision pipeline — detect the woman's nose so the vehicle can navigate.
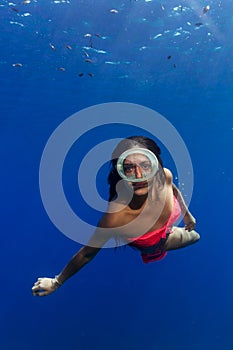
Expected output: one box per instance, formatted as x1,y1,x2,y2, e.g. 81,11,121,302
135,165,143,178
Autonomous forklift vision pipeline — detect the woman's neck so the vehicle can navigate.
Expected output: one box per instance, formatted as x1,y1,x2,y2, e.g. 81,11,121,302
129,194,148,210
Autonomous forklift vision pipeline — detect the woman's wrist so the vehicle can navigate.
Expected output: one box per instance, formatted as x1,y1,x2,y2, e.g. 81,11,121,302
54,275,63,287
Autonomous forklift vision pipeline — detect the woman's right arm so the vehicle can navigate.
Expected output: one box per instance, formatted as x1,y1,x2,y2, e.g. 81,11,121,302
32,213,117,297
57,245,101,284
32,245,101,297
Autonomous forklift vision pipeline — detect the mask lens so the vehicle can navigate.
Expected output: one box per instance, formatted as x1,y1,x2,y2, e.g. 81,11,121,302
116,148,159,182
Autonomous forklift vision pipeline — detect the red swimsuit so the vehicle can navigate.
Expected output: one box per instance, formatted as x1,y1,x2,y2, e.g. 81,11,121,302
127,196,181,263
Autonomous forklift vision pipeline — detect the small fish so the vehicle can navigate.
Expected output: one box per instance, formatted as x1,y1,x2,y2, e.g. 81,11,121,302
88,73,94,77
94,33,102,38
78,73,84,77
49,43,56,51
85,58,93,63
21,0,31,3
11,7,19,13
173,64,177,68
203,5,210,14
153,33,162,39
167,55,172,59
89,38,93,48
84,33,92,38
58,67,65,71
195,22,203,27
12,63,23,67
110,9,118,14
161,4,165,11
82,50,89,58
66,45,72,50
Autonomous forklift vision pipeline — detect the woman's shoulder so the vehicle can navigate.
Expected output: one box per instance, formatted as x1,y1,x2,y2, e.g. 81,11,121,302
163,168,173,184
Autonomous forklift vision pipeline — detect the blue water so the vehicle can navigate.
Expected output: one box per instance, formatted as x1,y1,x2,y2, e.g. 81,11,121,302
1,1,233,349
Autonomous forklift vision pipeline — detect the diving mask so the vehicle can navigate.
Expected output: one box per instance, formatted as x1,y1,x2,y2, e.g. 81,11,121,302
116,148,159,183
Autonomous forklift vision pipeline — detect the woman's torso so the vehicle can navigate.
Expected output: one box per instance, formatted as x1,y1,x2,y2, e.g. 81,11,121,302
106,169,175,239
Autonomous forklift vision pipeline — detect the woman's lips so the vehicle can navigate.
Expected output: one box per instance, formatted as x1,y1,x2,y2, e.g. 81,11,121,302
132,182,148,189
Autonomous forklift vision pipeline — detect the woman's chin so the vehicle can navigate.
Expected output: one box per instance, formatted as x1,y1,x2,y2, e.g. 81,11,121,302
132,183,149,195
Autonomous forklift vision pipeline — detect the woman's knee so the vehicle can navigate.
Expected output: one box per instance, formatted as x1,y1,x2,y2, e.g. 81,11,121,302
163,227,200,251
191,230,200,243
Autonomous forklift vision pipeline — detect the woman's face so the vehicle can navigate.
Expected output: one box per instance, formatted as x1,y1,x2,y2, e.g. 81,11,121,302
123,153,153,195
116,147,159,196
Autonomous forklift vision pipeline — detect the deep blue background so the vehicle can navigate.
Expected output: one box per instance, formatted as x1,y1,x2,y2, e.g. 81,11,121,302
1,1,233,349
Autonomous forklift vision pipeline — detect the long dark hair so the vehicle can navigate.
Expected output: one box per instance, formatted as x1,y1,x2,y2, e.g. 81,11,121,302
107,136,165,201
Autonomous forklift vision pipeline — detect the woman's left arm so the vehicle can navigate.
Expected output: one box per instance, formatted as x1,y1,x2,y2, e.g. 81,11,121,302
172,183,196,231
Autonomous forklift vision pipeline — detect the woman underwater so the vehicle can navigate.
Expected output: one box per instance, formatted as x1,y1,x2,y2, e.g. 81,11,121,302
32,136,200,296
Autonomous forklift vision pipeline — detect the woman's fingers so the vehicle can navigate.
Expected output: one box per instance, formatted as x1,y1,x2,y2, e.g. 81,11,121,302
32,283,45,296
37,291,50,297
185,222,196,231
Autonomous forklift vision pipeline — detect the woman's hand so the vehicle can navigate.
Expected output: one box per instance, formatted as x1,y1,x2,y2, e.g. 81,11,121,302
183,212,196,231
32,277,61,297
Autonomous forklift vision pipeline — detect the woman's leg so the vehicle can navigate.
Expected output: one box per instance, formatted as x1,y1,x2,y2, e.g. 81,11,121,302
163,227,200,251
